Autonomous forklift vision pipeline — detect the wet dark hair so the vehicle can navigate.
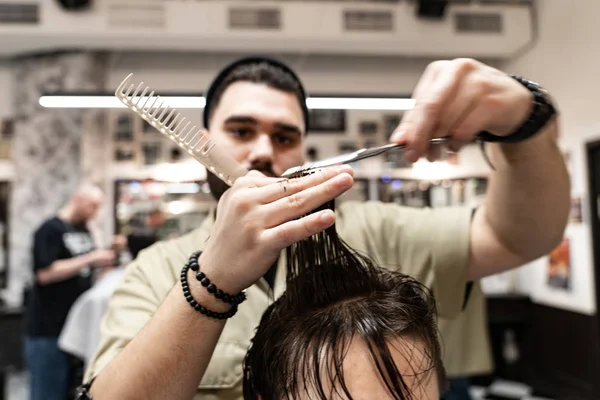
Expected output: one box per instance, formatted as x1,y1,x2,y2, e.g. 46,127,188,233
203,57,309,131
243,200,447,400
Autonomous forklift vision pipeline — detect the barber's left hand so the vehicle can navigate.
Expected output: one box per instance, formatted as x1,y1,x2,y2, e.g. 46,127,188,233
390,58,533,162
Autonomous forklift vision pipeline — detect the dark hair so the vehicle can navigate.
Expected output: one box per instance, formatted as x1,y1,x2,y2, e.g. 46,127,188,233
203,57,309,131
243,200,447,400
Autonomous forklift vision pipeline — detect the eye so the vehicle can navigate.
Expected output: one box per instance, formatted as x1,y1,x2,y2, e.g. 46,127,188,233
273,133,296,146
229,127,253,139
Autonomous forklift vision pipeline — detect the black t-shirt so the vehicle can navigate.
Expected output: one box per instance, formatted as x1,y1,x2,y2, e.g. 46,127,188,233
127,231,158,260
25,217,96,337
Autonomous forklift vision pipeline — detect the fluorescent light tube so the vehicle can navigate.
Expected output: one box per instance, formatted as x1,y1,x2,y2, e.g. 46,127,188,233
38,96,206,109
306,97,415,110
39,95,414,111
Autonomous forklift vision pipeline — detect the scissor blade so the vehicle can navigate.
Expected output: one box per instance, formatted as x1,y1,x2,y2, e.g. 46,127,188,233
281,137,449,177
282,150,363,177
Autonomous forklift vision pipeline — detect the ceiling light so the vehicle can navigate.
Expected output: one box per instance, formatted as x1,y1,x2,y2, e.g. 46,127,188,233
306,97,415,110
38,95,206,109
38,95,415,111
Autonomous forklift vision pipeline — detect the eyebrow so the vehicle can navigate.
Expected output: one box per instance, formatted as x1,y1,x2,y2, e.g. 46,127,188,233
224,115,303,136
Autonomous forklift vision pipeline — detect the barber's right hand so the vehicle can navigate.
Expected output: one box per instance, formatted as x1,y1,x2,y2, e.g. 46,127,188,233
88,249,117,267
198,166,354,294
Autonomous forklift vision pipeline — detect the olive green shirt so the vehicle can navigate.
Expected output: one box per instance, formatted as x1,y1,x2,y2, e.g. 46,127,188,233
84,201,492,399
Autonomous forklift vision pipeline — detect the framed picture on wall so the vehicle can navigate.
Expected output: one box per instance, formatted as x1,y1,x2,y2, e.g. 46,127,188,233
359,121,378,137
143,113,176,134
142,142,162,165
570,196,583,223
114,146,136,162
338,141,358,154
114,114,134,142
383,114,402,140
0,118,14,139
143,119,152,134
547,237,571,291
0,118,14,160
308,109,346,133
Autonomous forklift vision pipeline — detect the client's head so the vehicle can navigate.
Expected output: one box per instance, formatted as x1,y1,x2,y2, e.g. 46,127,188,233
243,205,446,399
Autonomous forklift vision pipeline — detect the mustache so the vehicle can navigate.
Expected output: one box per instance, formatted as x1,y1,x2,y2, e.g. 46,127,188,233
248,162,277,178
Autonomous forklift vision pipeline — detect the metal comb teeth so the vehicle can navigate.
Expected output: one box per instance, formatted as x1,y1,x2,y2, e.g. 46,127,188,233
115,73,248,186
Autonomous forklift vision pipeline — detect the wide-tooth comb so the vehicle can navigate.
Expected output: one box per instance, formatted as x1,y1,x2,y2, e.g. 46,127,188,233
115,73,248,186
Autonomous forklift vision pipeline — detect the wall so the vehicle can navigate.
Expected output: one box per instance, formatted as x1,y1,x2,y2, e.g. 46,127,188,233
0,61,12,119
502,0,598,315
497,2,599,396
3,53,109,307
109,52,440,95
0,59,15,177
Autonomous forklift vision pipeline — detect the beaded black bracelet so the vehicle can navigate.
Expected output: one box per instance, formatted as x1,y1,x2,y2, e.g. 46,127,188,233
188,251,247,305
180,261,238,320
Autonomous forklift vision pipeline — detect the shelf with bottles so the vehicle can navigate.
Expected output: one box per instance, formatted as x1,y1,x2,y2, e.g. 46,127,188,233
377,176,488,209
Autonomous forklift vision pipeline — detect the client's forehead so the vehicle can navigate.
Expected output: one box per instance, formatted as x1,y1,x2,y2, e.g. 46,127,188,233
299,336,439,400
345,337,438,399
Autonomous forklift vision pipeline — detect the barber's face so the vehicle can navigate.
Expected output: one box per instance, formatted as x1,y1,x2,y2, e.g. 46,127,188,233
206,81,305,200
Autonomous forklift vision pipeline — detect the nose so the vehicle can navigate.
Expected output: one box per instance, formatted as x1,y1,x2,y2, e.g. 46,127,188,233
248,133,275,166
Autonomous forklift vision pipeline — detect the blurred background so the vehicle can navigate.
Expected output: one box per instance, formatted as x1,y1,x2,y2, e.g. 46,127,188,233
0,0,598,399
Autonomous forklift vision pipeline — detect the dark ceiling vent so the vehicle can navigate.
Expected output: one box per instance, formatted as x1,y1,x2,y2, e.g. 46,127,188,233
55,0,91,11
107,2,165,28
344,10,394,32
416,0,448,20
454,12,503,33
229,7,281,30
0,2,39,24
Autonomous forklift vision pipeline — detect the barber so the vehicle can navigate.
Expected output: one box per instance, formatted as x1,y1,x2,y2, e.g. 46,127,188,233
82,57,569,400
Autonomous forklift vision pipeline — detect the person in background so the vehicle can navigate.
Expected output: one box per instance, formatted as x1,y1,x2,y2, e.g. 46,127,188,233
126,207,167,259
110,234,127,262
24,183,117,400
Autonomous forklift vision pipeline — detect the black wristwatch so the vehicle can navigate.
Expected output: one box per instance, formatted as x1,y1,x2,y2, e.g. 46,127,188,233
476,75,557,143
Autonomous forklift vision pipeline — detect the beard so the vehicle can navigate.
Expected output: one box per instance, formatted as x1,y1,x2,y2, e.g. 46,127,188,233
207,160,277,201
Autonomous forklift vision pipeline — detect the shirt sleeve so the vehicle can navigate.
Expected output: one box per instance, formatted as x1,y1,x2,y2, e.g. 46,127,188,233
83,244,171,383
337,201,473,319
33,221,64,271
